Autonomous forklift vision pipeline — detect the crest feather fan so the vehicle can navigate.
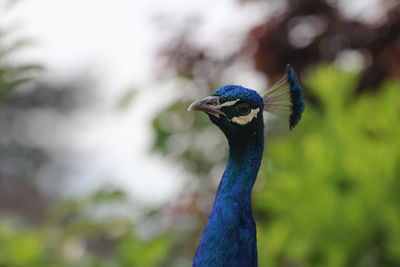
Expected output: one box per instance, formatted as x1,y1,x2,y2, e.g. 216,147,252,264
262,64,305,129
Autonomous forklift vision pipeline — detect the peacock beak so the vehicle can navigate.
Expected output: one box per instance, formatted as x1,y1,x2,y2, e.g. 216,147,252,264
187,96,226,118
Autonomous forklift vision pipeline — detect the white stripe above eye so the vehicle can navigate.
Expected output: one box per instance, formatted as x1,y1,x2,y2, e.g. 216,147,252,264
231,108,260,125
220,99,240,107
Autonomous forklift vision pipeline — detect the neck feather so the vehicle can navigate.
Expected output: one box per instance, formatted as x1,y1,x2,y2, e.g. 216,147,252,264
218,133,264,196
193,129,264,267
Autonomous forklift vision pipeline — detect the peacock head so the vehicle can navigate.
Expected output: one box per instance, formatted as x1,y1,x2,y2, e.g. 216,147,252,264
188,85,264,140
188,65,305,141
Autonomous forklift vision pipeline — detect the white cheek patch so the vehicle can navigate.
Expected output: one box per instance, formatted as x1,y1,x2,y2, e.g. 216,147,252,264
231,108,260,125
220,99,240,107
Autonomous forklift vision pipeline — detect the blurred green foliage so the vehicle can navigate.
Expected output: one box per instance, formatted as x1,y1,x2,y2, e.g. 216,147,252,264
0,32,41,100
1,0,399,265
255,65,400,267
0,188,171,267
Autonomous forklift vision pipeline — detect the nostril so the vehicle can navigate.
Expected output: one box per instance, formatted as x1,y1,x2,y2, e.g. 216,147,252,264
205,96,220,106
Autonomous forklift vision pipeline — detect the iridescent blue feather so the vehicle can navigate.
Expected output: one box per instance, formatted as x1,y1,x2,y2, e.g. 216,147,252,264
286,64,305,129
262,64,305,130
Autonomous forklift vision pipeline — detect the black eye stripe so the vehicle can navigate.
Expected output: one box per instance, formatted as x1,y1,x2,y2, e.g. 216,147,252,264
235,101,251,115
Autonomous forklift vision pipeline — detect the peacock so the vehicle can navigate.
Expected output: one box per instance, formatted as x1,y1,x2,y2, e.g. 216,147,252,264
187,65,305,267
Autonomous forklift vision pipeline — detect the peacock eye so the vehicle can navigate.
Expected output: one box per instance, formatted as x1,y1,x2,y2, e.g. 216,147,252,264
235,101,251,116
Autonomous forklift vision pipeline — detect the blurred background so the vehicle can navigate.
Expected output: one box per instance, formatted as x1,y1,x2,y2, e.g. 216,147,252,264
0,0,399,266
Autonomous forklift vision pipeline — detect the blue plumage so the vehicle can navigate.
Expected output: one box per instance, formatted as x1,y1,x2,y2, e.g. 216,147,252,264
213,85,264,109
286,64,305,130
193,137,262,266
187,65,304,266
261,65,304,130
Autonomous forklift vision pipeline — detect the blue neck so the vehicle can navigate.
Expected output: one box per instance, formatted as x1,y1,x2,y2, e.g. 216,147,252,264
193,129,264,267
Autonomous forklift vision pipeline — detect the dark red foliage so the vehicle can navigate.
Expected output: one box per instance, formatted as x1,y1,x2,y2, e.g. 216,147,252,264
245,0,400,92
